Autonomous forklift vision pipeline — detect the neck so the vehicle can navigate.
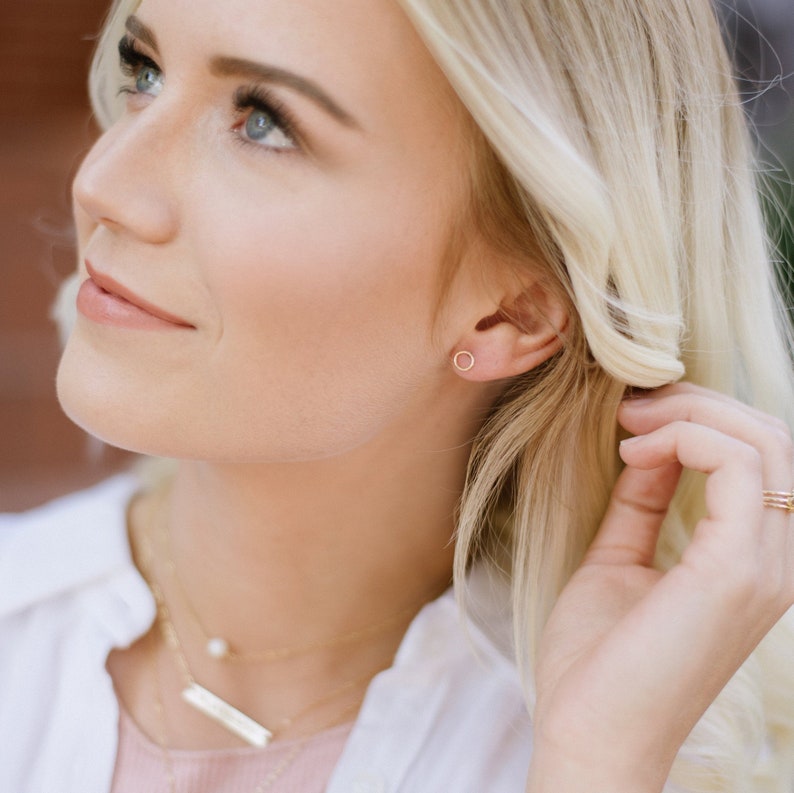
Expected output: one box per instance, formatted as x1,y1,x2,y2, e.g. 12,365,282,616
120,376,496,749
141,427,471,657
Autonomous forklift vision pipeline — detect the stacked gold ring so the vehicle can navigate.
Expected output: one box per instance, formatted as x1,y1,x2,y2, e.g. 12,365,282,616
762,490,794,513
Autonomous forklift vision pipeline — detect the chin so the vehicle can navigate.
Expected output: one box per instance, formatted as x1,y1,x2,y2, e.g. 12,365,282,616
56,376,156,457
56,337,176,457
55,327,404,465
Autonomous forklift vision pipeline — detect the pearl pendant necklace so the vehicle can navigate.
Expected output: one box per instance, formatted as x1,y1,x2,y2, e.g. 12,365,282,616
154,483,423,665
134,486,405,751
150,572,374,748
205,637,231,659
164,527,418,664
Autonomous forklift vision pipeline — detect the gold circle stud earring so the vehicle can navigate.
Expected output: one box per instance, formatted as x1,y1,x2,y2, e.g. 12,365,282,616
453,351,475,372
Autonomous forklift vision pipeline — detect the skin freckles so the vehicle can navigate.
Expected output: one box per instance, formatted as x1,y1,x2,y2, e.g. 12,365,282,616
57,0,566,752
60,0,482,464
47,0,794,777
64,0,504,749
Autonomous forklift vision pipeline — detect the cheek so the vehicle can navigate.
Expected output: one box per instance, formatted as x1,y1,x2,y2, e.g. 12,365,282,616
58,143,466,462
203,183,445,363
185,195,449,456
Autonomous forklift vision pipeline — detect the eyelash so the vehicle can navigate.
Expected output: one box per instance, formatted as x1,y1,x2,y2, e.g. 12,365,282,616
231,85,300,150
117,36,159,93
116,35,301,153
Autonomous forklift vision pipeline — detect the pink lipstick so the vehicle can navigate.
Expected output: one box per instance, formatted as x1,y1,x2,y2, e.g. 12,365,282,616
76,263,194,330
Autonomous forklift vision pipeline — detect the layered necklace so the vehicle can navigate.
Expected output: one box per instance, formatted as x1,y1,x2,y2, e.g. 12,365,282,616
148,636,362,793
131,491,425,791
162,518,421,666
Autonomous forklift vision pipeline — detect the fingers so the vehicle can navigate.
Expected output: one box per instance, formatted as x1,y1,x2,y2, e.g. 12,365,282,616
618,420,763,536
590,382,793,571
532,383,794,785
619,384,793,493
629,382,790,437
615,384,794,602
586,462,681,567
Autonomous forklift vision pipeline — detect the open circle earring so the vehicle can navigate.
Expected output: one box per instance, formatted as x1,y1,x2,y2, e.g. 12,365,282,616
453,351,475,372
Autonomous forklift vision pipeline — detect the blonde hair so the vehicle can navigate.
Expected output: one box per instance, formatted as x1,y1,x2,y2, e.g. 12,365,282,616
78,0,794,789
395,0,794,789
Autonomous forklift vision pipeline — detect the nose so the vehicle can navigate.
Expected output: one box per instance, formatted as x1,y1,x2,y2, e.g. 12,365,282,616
72,107,180,245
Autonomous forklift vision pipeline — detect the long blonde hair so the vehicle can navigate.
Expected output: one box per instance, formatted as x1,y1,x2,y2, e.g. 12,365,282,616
396,0,794,789
79,0,794,789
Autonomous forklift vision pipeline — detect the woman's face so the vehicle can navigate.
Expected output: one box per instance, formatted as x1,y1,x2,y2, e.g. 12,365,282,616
59,0,485,461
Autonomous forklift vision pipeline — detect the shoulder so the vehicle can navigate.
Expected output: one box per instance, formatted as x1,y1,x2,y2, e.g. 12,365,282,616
0,475,156,793
329,569,532,793
0,474,147,620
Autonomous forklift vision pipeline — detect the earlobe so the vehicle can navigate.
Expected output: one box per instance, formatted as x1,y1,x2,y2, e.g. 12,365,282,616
452,350,476,372
451,282,567,382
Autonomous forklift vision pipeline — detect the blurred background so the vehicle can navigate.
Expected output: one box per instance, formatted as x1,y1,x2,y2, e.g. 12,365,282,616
1,0,792,512
0,0,131,510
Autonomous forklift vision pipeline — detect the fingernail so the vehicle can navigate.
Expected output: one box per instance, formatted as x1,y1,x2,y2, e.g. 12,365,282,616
620,435,644,446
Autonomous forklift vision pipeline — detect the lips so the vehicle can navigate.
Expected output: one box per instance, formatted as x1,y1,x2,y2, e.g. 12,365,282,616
76,261,195,330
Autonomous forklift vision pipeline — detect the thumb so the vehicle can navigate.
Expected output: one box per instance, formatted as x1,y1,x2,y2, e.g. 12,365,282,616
585,461,682,568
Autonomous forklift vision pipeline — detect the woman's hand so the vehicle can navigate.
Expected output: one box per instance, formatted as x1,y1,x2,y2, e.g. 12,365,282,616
525,383,794,793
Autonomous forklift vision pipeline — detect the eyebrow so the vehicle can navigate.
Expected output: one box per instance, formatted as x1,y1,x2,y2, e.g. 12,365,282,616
124,15,360,130
125,15,158,52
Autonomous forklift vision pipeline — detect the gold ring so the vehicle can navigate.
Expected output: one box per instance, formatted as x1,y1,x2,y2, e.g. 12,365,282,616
762,490,794,513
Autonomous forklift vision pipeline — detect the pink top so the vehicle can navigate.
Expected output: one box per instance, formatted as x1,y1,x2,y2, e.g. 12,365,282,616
110,703,353,793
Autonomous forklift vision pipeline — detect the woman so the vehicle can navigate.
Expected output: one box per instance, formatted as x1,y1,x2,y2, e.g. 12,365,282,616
2,0,793,790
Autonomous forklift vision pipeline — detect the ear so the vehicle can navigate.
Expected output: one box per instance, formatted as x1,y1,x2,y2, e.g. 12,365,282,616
451,278,567,382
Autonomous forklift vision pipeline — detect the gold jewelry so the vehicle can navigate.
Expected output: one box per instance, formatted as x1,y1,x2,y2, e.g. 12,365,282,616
133,487,441,750
762,489,794,513
158,500,417,662
452,350,475,372
140,528,376,747
151,642,359,793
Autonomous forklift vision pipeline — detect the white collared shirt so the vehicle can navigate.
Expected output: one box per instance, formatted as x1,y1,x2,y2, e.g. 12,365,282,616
0,476,533,793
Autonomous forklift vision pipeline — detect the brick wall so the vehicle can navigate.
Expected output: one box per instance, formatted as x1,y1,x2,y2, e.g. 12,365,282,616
0,0,131,511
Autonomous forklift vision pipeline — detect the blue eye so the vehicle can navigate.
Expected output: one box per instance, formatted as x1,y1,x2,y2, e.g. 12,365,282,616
234,87,298,151
135,65,164,97
118,35,164,99
245,109,278,141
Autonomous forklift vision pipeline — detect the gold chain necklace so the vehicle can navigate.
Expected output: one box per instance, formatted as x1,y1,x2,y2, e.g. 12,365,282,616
153,573,376,747
159,511,418,663
150,641,360,793
138,526,378,748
